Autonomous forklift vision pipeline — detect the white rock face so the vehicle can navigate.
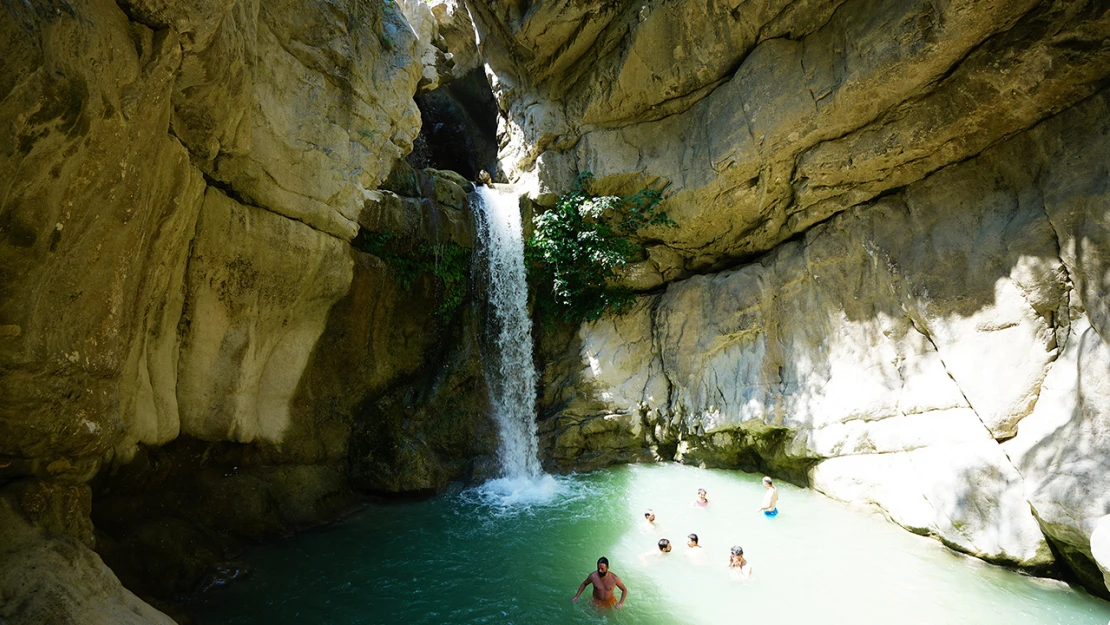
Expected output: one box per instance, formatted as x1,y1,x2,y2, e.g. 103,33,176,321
1004,312,1110,582
544,91,1110,570
1091,516,1110,594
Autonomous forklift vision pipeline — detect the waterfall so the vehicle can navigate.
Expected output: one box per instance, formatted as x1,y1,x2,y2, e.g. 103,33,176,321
472,185,541,479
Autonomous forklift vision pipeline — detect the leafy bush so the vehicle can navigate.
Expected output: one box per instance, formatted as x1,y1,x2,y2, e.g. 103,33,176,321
525,172,674,324
354,231,470,318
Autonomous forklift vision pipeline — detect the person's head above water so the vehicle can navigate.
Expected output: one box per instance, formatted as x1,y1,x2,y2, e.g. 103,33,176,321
658,538,671,552
687,533,699,547
696,488,708,501
597,557,609,576
644,509,655,522
729,545,745,567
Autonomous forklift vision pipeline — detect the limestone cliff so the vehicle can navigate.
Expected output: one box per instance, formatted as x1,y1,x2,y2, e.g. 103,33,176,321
465,0,1110,595
3,0,1110,619
1,0,496,621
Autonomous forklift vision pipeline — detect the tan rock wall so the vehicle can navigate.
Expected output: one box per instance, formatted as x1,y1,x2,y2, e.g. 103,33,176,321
541,90,1110,572
175,188,354,448
0,1,205,482
0,493,174,625
466,0,1110,588
471,0,1110,271
0,1,441,618
1,0,427,477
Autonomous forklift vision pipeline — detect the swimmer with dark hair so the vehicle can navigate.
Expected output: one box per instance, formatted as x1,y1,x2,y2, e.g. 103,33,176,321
644,509,656,525
639,538,672,566
685,533,706,564
729,545,753,579
759,477,779,517
572,557,628,609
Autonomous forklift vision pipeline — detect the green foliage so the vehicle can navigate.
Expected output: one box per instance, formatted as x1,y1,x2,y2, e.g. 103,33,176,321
354,231,470,318
525,172,675,325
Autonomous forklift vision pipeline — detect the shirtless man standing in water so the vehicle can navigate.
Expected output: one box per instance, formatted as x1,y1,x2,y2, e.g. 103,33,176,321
572,557,628,609
759,477,779,517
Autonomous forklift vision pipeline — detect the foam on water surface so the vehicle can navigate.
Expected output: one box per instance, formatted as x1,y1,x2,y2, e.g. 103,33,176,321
467,474,566,509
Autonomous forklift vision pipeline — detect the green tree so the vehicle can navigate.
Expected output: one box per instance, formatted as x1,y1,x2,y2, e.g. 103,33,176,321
526,172,674,324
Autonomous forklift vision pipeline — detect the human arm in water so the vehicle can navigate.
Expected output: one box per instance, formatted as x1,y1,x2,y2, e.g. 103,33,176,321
614,574,628,608
571,575,592,602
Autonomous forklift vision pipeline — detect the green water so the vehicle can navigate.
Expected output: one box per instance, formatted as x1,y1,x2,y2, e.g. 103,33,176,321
194,464,1110,624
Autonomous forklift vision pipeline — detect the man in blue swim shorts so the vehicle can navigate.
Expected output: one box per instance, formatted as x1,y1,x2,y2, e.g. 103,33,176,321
759,476,779,517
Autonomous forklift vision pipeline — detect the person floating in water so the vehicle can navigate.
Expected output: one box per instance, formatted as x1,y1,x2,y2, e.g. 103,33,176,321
759,477,779,517
572,557,628,609
640,538,672,565
643,509,657,528
729,545,753,579
693,488,709,507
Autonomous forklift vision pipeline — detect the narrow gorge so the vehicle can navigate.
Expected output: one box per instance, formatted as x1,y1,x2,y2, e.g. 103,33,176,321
1,0,1109,623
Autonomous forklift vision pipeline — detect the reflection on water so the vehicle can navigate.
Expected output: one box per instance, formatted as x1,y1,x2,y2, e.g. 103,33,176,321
193,464,1110,625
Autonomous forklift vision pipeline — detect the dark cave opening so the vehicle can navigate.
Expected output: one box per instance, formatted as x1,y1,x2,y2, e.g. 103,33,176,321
408,66,500,181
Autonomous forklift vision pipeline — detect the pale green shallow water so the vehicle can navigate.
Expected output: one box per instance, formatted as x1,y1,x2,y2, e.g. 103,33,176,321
194,464,1110,624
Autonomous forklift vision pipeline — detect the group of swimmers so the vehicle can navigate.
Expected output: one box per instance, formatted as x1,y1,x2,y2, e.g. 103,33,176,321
572,476,780,609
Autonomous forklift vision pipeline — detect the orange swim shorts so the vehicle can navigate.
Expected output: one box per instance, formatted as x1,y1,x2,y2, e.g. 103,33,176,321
593,595,618,608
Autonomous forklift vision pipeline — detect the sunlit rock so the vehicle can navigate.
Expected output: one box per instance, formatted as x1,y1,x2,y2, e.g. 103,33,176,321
176,188,354,446
472,0,1110,270
1005,314,1110,592
539,90,1110,569
1092,516,1110,594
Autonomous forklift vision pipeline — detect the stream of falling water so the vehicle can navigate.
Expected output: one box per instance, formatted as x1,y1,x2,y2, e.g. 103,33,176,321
472,185,542,482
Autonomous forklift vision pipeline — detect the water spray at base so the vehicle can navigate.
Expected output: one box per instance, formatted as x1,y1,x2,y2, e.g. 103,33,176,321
472,185,549,502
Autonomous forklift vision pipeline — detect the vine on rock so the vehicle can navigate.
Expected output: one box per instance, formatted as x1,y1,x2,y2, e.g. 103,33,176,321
353,231,470,318
525,172,674,325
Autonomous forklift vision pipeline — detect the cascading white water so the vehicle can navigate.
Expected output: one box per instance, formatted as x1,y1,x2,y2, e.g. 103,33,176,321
472,185,541,479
